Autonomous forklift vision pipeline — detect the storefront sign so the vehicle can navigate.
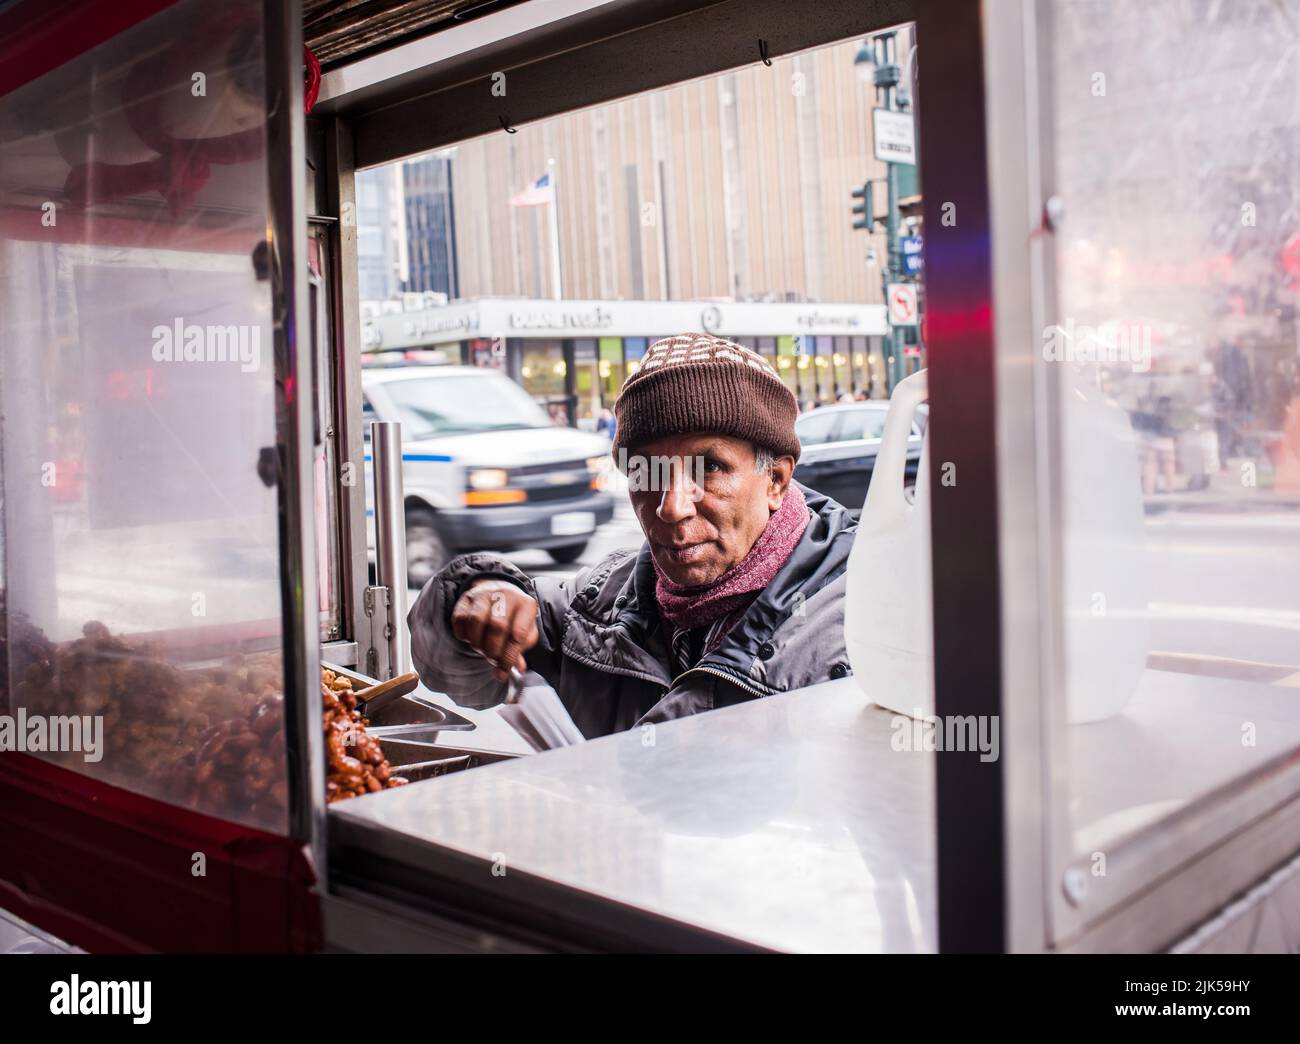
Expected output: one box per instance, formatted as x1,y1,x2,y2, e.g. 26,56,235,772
364,303,479,348
403,309,479,339
509,305,613,333
362,296,889,348
700,301,889,337
793,310,869,331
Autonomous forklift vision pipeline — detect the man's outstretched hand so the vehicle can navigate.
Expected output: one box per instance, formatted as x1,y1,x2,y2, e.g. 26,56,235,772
450,579,540,681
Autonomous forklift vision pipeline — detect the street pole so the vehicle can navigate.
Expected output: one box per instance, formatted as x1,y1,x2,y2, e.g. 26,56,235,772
878,30,901,394
886,154,900,392
855,29,912,396
547,158,563,301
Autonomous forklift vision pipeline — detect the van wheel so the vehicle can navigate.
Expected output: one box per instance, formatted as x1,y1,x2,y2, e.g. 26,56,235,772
406,506,449,589
548,541,588,564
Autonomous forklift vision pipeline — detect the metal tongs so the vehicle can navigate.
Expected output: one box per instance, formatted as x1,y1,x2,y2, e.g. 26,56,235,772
498,666,585,748
504,666,526,704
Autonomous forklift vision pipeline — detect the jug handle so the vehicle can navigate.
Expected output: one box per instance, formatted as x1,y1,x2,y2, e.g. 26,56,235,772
862,368,928,522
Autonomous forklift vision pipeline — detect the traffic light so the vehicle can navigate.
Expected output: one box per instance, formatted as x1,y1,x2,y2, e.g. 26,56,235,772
851,182,874,231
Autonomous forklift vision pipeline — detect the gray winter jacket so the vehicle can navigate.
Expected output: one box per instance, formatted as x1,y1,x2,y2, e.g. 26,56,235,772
407,484,856,738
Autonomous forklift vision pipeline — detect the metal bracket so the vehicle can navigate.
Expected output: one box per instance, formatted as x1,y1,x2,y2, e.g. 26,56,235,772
364,584,393,680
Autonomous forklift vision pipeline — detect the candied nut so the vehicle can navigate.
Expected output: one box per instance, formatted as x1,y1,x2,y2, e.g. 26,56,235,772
243,751,275,776
250,702,281,737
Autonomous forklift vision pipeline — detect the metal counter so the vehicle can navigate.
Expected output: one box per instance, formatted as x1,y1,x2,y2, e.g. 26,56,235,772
327,677,937,953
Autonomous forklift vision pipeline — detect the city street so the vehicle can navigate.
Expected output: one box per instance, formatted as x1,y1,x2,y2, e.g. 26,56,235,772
421,487,1300,676
1143,508,1300,669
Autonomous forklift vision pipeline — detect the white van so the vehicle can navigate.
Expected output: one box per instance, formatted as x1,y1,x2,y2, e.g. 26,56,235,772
361,365,614,586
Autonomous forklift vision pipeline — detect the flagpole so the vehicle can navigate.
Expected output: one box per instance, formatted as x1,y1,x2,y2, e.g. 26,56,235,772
547,158,563,300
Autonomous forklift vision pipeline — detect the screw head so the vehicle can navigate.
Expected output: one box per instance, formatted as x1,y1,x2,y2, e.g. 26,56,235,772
1063,865,1089,906
1044,195,1065,231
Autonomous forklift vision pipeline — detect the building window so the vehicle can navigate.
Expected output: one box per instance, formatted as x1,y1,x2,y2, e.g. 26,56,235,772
850,335,869,393
520,339,566,405
814,335,835,403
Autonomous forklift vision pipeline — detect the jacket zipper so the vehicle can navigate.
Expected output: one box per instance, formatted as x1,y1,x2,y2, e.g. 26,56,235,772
669,663,773,700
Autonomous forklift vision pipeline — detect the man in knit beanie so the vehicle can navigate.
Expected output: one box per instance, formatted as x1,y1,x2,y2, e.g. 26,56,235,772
610,334,804,586
408,333,858,737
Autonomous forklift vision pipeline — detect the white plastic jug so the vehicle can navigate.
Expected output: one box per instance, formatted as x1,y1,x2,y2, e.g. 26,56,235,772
844,369,934,718
844,367,1150,724
1058,370,1150,724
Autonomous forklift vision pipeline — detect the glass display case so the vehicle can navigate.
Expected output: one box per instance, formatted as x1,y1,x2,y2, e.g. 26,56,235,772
0,0,301,834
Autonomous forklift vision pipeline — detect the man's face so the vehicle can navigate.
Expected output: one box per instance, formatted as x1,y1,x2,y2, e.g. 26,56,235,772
626,433,795,588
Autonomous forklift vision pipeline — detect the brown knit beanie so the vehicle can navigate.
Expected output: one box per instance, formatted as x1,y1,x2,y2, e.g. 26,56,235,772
613,333,801,460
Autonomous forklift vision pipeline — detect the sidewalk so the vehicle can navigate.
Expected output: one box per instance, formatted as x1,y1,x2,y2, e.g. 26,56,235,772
1142,476,1300,519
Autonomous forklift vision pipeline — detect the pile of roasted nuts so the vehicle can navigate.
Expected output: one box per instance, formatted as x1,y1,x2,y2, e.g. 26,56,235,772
321,668,408,802
6,618,290,825
0,607,407,818
0,591,55,714
160,663,288,825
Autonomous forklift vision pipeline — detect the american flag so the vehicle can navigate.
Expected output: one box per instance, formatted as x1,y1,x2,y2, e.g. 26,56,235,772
509,172,554,207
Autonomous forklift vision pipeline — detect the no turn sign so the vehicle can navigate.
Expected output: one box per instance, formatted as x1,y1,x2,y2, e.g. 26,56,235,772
887,283,918,326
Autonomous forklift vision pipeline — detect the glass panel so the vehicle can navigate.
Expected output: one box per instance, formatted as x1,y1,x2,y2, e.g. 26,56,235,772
831,337,853,400
572,337,600,428
850,335,870,395
794,410,841,447
519,339,566,412
0,0,289,832
598,337,624,408
867,338,888,398
837,407,888,443
1046,0,1300,870
813,335,835,403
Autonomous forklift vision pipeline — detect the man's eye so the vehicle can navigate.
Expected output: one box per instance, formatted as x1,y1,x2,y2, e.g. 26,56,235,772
702,460,722,473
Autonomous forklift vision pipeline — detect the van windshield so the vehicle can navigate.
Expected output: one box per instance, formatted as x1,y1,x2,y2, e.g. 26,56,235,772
380,373,553,438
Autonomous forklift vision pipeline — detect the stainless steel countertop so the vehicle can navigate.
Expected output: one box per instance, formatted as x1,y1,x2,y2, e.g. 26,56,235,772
1070,668,1300,853
330,677,937,953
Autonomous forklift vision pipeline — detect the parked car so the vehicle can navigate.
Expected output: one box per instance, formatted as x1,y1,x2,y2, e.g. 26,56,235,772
793,402,924,513
361,365,614,587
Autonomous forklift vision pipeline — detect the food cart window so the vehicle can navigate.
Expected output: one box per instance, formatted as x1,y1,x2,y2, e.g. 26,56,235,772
1039,0,1300,934
323,20,937,949
0,0,291,832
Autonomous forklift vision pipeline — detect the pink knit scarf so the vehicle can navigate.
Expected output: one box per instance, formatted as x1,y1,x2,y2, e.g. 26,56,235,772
653,483,810,631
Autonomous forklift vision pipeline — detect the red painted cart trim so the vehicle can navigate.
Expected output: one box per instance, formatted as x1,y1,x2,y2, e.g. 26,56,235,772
0,0,180,100
0,753,320,953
